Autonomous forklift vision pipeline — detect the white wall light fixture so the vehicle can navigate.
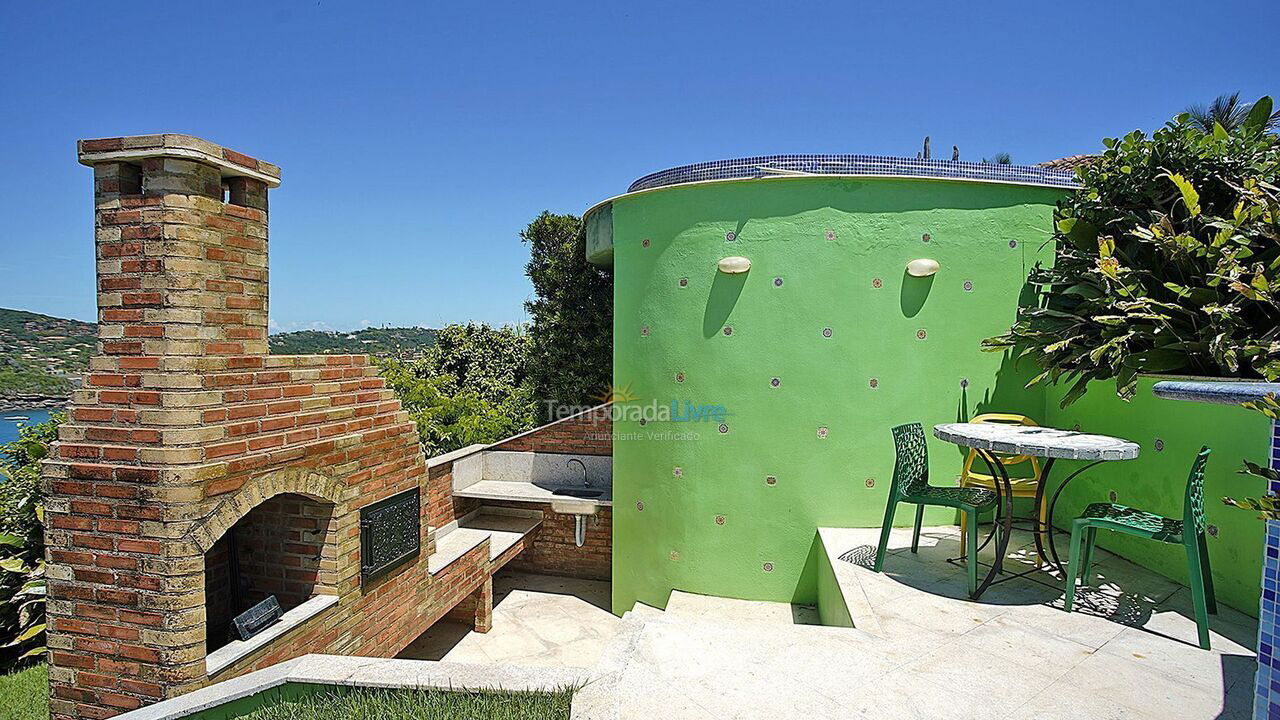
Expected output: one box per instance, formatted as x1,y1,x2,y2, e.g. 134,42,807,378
906,258,940,277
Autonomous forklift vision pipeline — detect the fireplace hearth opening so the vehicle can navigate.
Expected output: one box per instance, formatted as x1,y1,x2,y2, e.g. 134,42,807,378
203,493,338,653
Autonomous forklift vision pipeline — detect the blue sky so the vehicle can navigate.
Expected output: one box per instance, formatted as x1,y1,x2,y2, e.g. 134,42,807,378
1,1,1275,332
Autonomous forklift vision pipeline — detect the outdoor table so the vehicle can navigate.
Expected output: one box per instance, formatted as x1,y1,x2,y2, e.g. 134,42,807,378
932,423,1141,597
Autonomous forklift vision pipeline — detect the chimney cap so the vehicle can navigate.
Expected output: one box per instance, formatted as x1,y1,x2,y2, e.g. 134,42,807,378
78,134,281,187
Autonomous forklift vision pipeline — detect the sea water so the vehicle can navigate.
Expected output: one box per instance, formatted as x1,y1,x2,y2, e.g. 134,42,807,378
0,408,53,445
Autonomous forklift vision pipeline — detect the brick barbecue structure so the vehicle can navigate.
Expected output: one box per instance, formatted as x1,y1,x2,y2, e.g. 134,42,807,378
43,135,613,719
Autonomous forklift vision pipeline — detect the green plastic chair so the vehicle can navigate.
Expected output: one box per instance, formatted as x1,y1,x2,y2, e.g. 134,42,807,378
873,422,1000,597
1063,446,1217,649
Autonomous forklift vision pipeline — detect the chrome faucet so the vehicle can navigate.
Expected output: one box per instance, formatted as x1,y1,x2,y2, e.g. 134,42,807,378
567,457,588,486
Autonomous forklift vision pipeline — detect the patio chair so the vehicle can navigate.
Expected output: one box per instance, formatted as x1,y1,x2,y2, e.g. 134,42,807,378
873,422,1000,597
1063,446,1217,649
957,413,1045,556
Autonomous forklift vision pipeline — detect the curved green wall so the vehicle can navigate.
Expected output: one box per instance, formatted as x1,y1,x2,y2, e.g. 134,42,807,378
603,176,1065,612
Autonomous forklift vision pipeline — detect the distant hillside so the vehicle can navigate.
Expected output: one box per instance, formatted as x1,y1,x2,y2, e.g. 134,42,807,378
0,308,440,404
0,308,96,399
267,327,438,358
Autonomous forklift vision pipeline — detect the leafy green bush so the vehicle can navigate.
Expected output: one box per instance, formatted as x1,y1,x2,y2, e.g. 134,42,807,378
985,96,1280,405
0,415,59,671
377,324,537,456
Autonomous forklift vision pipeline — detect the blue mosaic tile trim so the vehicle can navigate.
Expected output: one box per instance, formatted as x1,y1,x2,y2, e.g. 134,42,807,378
1153,380,1280,407
1256,420,1280,719
626,154,1080,193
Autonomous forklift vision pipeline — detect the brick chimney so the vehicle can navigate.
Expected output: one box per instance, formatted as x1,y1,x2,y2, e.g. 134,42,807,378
43,136,285,717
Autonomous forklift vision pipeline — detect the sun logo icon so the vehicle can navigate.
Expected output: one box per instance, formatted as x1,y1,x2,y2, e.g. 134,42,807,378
597,383,638,404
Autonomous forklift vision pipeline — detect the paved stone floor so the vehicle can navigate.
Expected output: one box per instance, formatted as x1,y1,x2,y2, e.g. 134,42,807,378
399,571,622,668
399,528,1258,719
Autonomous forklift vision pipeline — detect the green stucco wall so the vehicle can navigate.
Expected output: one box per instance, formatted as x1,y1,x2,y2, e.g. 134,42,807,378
1044,377,1268,616
606,176,1064,612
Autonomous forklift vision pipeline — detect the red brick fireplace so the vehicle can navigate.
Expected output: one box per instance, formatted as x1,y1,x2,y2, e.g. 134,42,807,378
42,135,554,719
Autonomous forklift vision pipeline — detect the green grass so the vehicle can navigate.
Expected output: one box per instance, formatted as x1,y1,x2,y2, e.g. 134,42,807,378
231,687,573,720
0,663,47,720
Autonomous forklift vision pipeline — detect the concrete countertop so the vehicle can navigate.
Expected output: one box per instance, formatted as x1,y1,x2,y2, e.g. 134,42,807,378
453,479,613,506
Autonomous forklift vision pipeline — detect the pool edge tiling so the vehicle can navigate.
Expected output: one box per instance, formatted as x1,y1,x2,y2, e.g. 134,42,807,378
627,154,1080,193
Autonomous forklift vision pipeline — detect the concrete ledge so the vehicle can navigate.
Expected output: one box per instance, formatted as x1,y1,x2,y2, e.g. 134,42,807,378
120,654,588,720
78,134,281,187
426,443,489,469
206,594,339,677
1152,379,1280,406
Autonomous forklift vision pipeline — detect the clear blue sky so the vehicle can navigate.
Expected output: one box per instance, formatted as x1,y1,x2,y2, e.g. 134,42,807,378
1,1,1275,332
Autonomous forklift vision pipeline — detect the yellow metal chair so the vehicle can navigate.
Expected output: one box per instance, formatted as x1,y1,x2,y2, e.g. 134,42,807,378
958,413,1046,555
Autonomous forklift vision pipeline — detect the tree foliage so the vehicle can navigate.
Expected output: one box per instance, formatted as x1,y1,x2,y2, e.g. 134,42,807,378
376,324,537,456
0,414,59,670
521,212,613,420
985,97,1280,406
1186,92,1279,134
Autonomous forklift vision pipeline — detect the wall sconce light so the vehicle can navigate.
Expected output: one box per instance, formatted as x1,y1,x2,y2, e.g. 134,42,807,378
906,258,940,277
718,256,751,274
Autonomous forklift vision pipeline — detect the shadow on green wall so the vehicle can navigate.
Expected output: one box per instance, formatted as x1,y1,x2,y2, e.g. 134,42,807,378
899,270,934,318
702,270,748,338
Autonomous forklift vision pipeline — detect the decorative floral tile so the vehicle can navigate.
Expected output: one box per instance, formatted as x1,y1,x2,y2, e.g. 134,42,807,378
642,238,651,248
723,326,733,336
678,277,689,288
673,466,683,478
916,329,927,340
1009,239,1018,249
640,325,650,337
817,426,829,439
762,562,774,573
715,514,726,526
718,423,729,434
765,475,777,486
864,477,875,488
872,278,883,289
675,371,685,383
770,377,781,388
773,277,784,287
725,231,737,242
922,233,931,243
636,501,645,511
825,229,837,241
822,327,833,338
963,280,973,292
869,378,879,389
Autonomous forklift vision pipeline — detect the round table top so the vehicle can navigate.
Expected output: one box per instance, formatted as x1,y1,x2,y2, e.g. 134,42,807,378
933,423,1141,461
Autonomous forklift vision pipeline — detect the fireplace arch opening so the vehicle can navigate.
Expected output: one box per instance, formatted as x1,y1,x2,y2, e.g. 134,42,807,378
203,492,338,653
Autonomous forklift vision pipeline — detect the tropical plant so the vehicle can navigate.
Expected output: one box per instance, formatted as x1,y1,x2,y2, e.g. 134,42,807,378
377,324,537,455
984,96,1280,406
983,152,1013,165
1186,92,1279,134
521,212,613,421
0,415,59,670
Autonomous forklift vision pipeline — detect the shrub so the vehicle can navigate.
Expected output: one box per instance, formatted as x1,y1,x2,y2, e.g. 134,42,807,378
0,415,60,671
985,97,1280,406
377,324,537,456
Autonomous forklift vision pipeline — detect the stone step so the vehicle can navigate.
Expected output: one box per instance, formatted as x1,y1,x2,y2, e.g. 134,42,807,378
664,590,820,626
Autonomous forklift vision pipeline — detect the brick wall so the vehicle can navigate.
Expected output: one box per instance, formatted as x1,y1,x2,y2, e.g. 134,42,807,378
42,135,518,719
489,501,611,581
489,405,613,455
